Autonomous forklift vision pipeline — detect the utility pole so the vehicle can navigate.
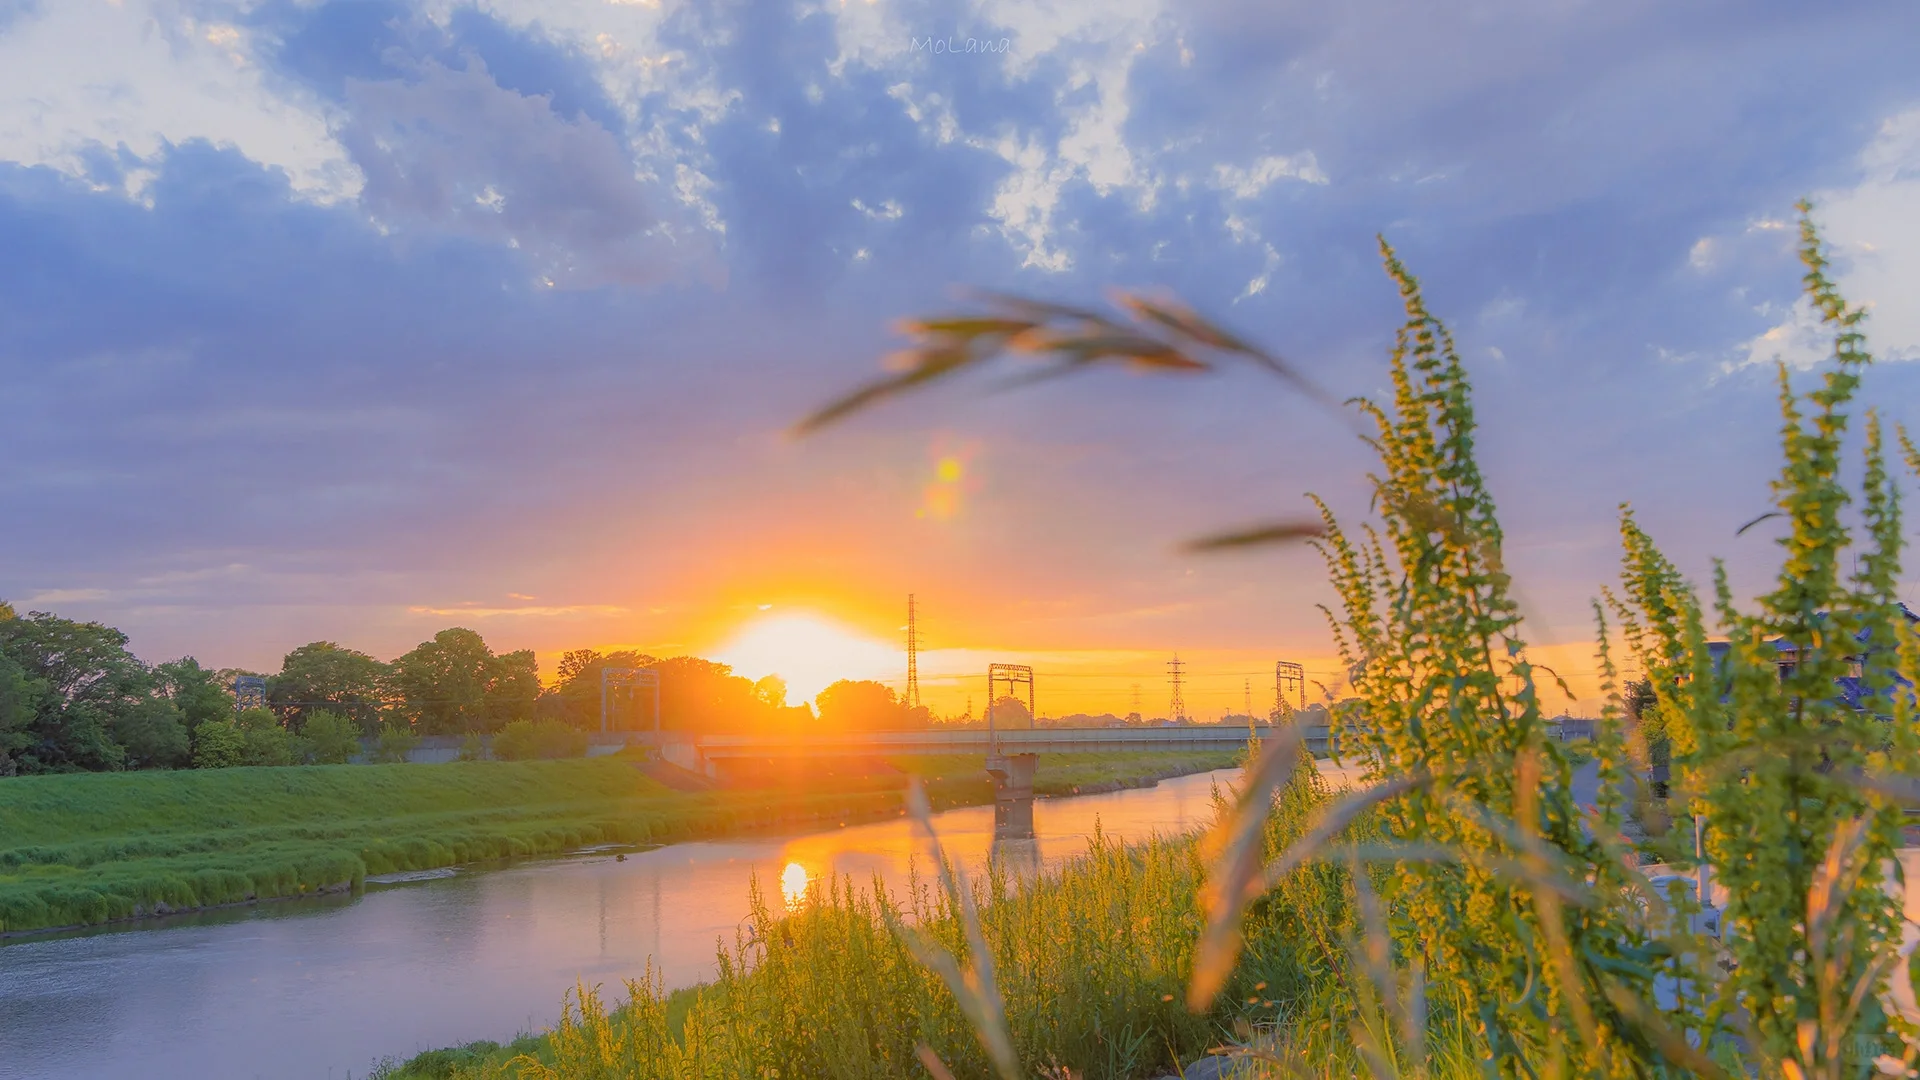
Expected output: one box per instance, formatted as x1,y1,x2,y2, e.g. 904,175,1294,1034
1168,654,1187,723
905,594,921,709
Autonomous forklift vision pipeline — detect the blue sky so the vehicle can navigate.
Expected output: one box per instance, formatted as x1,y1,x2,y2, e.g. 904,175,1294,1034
2,0,1918,715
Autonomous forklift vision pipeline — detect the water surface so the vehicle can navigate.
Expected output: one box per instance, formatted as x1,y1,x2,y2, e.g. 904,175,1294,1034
0,768,1244,1080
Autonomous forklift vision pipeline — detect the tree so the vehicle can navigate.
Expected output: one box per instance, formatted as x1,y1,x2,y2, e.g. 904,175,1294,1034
301,710,361,765
651,656,769,733
155,657,235,727
753,674,788,710
268,642,389,732
235,707,294,766
0,652,44,775
486,649,541,728
191,721,243,768
548,648,658,729
816,680,909,731
110,698,191,769
985,694,1032,729
0,610,150,771
384,630,543,735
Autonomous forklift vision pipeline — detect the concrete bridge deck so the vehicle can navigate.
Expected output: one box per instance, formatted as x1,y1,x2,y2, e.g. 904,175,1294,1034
671,724,1336,759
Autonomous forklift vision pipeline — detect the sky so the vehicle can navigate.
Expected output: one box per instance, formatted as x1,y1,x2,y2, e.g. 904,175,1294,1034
3,0,1919,718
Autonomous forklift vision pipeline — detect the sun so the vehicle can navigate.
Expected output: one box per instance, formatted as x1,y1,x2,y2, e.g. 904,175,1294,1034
711,612,901,705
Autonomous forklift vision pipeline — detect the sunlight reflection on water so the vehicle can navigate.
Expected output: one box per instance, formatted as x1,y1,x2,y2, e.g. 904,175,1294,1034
0,765,1273,1080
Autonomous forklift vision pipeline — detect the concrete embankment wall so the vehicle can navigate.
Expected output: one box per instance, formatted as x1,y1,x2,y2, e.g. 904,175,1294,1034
352,734,645,765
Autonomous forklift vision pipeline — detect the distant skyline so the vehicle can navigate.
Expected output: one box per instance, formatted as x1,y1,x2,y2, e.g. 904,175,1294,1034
3,1,1919,716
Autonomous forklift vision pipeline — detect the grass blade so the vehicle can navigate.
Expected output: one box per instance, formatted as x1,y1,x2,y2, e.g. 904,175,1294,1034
1188,723,1306,1011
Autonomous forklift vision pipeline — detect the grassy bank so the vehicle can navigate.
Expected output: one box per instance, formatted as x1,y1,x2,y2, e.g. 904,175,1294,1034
375,756,1348,1080
0,751,1236,936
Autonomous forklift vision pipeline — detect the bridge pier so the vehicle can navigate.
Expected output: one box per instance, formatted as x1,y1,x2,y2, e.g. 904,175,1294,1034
984,751,1037,800
985,751,1037,840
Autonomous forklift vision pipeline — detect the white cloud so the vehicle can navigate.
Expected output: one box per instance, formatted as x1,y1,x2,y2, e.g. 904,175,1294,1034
1732,296,1832,372
1811,109,1920,363
0,0,350,200
1211,152,1329,199
1723,108,1920,369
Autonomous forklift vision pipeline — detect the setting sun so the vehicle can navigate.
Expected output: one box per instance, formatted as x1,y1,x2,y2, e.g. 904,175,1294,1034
711,613,901,705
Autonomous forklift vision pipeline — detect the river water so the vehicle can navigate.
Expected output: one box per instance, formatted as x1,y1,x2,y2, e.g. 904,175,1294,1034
0,768,1252,1080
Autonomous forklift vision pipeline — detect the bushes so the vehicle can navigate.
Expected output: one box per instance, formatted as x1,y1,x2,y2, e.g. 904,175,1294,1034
373,723,420,763
302,711,360,765
493,720,589,761
190,721,244,769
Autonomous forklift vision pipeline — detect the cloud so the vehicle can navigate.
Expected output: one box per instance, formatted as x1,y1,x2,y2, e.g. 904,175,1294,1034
2,0,1920,696
339,56,714,287
406,604,629,618
1212,152,1328,198
1716,108,1920,371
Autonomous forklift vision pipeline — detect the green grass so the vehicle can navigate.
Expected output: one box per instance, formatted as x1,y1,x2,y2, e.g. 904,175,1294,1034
0,752,1235,936
375,758,1351,1080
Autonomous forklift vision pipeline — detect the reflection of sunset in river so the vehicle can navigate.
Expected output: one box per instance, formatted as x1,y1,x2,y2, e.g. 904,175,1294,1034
780,861,810,909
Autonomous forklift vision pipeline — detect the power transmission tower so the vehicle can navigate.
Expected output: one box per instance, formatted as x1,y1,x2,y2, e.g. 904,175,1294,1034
1167,654,1187,723
602,668,661,737
233,676,266,712
986,663,1035,750
1129,683,1142,724
1244,678,1252,720
904,594,921,709
1274,661,1305,718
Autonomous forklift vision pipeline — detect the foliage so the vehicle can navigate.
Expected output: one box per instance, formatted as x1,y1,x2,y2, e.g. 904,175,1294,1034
1287,242,1672,1074
190,721,244,769
235,707,296,767
547,648,658,729
373,723,421,764
816,678,926,731
153,657,235,728
0,610,148,772
302,710,362,765
268,642,389,732
108,698,191,770
390,765,1347,1080
1607,207,1919,1073
458,733,488,762
387,629,541,735
493,719,589,761
786,210,1920,1078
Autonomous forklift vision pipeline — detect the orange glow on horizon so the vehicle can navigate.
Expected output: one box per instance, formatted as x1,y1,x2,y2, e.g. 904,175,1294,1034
710,612,902,705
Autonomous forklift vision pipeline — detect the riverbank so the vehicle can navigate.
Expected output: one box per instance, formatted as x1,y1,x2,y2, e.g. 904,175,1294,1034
370,759,1337,1080
0,750,1238,936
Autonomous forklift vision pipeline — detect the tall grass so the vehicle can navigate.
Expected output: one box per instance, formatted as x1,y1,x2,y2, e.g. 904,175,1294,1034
388,755,1357,1080
781,205,1920,1077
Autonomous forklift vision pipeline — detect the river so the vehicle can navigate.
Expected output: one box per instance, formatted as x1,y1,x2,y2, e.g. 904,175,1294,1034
0,767,1253,1080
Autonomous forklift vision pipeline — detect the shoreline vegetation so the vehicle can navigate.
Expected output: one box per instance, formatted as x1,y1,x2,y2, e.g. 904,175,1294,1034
0,750,1239,937
375,752,1340,1080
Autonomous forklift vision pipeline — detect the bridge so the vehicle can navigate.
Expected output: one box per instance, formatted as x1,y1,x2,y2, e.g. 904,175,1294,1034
652,718,1584,788
653,724,1340,793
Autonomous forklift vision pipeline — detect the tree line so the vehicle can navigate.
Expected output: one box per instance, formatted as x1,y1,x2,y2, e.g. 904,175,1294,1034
0,602,935,775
